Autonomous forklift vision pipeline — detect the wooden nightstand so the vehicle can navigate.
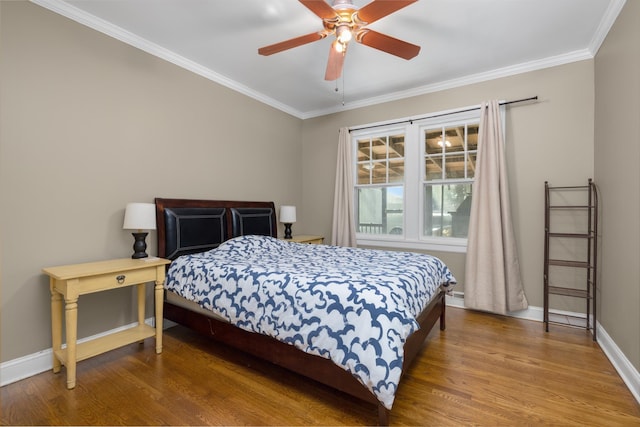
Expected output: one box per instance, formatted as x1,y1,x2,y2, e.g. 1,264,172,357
286,235,324,244
42,257,171,389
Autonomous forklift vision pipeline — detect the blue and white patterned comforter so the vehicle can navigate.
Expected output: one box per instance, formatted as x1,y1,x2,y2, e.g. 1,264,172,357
165,235,456,409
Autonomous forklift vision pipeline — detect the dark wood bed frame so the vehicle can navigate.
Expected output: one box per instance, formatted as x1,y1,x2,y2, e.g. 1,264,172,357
155,198,447,426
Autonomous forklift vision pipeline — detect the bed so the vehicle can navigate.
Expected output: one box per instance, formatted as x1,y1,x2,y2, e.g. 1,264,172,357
155,198,456,425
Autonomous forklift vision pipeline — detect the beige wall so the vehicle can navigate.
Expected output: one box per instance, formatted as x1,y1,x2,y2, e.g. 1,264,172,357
0,2,303,362
594,0,640,371
302,61,595,310
2,0,637,380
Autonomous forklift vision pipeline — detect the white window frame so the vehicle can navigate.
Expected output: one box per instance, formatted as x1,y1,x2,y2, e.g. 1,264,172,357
353,105,501,253
353,126,407,239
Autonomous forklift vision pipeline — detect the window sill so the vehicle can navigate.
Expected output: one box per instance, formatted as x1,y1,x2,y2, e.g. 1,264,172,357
356,236,468,253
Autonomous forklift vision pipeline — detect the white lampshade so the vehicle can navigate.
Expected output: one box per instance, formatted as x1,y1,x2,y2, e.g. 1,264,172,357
123,203,156,231
279,205,297,223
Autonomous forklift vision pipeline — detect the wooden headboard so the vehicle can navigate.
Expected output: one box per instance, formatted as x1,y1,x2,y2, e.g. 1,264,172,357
155,198,277,260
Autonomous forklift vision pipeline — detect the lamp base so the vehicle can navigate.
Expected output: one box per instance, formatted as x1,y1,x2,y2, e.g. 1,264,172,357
284,223,293,239
131,232,149,259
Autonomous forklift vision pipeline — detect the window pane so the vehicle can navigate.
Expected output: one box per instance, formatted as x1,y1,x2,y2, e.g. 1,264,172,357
371,138,387,160
388,158,404,183
445,154,465,179
467,124,479,151
424,129,443,155
389,134,404,158
425,156,443,180
444,125,464,153
357,139,370,161
371,161,387,184
357,187,404,235
357,162,371,184
424,183,473,237
468,152,477,179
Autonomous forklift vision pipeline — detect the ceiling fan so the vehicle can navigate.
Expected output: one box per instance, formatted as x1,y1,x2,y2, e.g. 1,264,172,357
258,0,420,81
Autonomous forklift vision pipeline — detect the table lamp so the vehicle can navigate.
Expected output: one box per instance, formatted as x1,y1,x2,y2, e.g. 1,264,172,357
279,205,296,239
123,202,156,258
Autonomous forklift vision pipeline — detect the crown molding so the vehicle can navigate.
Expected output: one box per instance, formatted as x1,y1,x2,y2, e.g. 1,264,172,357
304,0,627,118
30,0,625,120
304,49,594,118
29,0,306,119
588,0,627,55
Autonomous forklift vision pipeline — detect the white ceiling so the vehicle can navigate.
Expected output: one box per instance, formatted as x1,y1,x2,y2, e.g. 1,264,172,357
33,0,624,119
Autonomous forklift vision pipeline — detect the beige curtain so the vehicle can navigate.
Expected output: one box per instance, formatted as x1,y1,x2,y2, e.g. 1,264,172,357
464,101,528,314
331,127,357,247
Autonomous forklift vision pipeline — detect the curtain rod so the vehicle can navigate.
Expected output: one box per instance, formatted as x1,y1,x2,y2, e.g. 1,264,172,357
349,96,538,132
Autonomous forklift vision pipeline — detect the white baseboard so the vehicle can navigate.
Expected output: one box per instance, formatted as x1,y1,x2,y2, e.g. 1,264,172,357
446,293,548,322
0,317,170,387
2,306,639,407
596,322,640,404
444,294,640,405
0,347,55,387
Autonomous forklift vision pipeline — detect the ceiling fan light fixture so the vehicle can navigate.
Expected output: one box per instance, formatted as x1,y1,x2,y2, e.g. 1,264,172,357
336,24,352,44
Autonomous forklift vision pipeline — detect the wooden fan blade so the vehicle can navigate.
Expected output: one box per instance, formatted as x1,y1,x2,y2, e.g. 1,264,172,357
325,41,345,81
258,32,326,56
299,0,339,20
356,0,417,25
357,29,420,59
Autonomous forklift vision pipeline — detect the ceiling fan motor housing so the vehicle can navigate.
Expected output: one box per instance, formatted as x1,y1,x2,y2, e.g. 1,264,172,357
332,0,356,11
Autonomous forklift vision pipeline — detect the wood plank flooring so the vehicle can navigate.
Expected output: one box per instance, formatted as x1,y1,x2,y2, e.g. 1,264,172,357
2,307,639,426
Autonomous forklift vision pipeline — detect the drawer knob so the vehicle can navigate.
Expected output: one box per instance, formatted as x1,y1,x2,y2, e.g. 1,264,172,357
116,275,126,284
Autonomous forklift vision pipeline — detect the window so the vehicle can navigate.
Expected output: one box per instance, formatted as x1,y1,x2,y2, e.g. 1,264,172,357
423,123,478,238
355,132,405,236
353,107,489,252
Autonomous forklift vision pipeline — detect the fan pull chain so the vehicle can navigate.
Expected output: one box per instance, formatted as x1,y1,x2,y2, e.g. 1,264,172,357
332,62,345,106
334,73,345,106
341,66,345,106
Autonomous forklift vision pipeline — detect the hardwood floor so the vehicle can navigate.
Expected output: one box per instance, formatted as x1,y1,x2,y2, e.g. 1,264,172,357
2,307,639,426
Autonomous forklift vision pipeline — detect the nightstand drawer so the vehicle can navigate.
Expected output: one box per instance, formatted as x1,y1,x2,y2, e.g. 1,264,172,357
44,258,169,297
72,267,157,294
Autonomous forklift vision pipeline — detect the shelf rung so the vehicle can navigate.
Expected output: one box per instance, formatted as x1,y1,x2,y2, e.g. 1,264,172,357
545,319,593,330
548,232,592,238
548,205,592,209
548,286,590,298
547,185,589,190
548,259,591,268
